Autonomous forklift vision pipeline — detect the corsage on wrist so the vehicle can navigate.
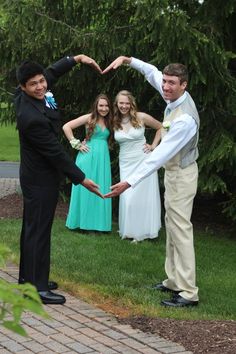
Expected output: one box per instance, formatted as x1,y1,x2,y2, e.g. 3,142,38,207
70,138,82,150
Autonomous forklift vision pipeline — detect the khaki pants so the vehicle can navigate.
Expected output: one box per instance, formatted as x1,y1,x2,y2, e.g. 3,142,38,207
163,162,199,301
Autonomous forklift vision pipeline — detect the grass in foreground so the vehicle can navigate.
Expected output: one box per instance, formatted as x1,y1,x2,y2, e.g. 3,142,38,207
0,218,235,321
0,124,19,161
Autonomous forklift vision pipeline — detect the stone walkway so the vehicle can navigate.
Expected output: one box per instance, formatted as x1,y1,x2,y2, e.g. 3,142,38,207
0,162,20,198
0,178,20,198
0,172,193,354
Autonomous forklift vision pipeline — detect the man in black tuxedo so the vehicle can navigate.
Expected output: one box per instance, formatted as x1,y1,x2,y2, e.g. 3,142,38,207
15,54,103,304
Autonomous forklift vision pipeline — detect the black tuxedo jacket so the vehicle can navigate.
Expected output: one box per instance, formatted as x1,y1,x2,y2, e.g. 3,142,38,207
15,57,85,186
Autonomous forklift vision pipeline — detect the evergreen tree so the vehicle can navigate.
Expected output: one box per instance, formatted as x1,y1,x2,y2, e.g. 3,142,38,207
0,0,235,223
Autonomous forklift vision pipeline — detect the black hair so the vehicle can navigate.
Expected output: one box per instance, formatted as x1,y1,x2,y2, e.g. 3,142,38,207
16,60,45,86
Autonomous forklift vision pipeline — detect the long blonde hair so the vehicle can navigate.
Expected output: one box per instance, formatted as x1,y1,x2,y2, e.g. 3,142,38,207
113,90,142,130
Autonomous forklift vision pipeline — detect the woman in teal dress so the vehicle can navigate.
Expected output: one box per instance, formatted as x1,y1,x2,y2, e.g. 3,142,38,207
63,94,113,231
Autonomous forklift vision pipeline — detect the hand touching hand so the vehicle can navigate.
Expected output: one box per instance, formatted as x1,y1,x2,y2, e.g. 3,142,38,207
81,178,104,198
102,56,131,74
74,54,102,74
104,181,130,198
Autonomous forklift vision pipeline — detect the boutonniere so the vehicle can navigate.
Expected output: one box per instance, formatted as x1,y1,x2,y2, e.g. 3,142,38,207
163,121,171,131
45,91,57,109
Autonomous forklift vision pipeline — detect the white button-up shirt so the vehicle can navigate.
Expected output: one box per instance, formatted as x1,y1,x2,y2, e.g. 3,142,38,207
126,58,197,187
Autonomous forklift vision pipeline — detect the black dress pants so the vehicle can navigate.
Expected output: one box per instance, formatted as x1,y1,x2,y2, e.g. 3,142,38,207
19,181,59,291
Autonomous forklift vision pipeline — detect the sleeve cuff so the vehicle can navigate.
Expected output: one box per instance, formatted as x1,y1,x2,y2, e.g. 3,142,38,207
126,175,139,188
66,56,77,66
129,57,141,69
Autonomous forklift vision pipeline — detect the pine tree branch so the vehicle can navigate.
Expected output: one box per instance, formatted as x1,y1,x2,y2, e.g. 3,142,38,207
0,87,14,96
35,11,134,37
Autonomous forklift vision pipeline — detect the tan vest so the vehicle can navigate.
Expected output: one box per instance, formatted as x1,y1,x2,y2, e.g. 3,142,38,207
161,92,199,170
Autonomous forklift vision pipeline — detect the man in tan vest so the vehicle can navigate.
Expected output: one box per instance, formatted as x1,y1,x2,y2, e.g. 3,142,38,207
103,56,200,307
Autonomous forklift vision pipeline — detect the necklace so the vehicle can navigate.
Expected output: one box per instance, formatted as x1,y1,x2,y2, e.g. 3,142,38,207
121,117,130,124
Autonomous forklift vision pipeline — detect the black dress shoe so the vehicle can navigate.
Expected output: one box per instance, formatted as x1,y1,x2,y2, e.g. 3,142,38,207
48,281,58,290
19,278,58,290
161,294,198,308
38,291,66,305
152,283,180,294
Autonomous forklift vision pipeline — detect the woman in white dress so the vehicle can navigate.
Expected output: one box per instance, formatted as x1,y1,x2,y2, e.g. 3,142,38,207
114,90,162,242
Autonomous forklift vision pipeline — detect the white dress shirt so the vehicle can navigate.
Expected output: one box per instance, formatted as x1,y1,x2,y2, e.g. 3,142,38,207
126,58,197,187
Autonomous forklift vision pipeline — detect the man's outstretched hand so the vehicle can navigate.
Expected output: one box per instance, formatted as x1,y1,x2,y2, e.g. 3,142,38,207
104,181,130,198
73,54,131,75
81,178,104,198
102,56,131,74
74,54,102,74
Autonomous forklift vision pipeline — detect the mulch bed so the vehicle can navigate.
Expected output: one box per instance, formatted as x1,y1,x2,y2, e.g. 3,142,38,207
0,193,68,219
119,317,236,354
1,193,235,354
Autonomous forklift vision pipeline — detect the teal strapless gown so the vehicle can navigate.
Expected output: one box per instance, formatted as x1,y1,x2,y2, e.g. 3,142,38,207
66,125,112,231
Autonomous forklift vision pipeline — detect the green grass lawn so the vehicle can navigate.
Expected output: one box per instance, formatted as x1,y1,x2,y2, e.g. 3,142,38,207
1,218,235,321
0,124,20,161
1,124,235,321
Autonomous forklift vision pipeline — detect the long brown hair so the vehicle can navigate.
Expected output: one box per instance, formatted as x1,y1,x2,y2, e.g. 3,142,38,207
113,90,142,130
86,94,113,143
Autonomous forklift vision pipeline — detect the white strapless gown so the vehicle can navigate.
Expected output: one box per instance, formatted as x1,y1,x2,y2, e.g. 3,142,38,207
115,126,161,241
